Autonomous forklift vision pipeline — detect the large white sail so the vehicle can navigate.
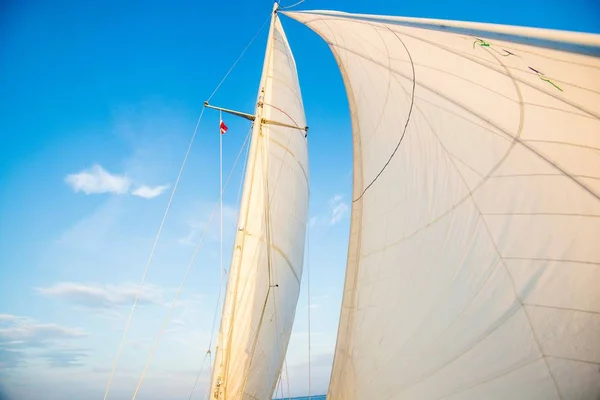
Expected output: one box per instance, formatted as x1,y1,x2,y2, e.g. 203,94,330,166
210,5,309,400
285,10,600,399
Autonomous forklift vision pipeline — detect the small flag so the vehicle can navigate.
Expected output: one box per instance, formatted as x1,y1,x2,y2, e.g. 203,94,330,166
220,119,228,135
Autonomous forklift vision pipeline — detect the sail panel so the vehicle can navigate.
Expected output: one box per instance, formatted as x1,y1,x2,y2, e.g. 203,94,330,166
210,11,308,400
285,10,600,399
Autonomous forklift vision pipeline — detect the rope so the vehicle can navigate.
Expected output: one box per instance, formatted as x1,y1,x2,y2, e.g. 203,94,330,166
280,0,308,9
194,126,252,400
132,126,252,399
306,218,312,400
188,350,210,400
103,106,206,400
104,8,272,398
206,13,272,103
204,350,213,400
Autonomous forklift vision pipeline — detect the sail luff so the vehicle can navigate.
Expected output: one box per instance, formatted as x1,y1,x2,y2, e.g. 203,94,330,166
285,10,600,400
210,4,309,399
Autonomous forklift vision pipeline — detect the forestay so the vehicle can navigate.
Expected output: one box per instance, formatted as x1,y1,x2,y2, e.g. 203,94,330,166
210,8,309,400
285,10,600,399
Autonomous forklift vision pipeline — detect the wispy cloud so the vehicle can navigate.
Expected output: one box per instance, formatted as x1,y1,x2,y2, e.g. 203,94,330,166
0,315,86,346
65,164,170,199
40,349,88,368
65,165,131,195
0,314,87,370
310,194,350,227
131,184,170,199
36,282,165,309
328,194,349,225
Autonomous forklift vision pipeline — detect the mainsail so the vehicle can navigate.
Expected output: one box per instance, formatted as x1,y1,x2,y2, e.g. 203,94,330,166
285,10,600,399
210,5,309,399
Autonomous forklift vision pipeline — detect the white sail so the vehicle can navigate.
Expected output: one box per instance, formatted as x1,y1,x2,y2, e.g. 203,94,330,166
285,10,600,399
210,6,309,400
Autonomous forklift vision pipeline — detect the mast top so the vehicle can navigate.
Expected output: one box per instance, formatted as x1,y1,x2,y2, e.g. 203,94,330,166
273,1,279,13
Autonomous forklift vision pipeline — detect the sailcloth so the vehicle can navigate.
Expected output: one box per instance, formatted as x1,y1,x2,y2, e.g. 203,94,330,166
285,10,600,400
210,7,309,400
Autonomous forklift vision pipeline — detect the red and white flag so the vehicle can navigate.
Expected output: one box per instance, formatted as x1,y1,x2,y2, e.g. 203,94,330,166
219,119,228,135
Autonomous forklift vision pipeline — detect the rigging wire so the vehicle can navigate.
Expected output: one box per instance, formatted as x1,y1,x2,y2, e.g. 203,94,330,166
188,350,210,400
132,126,252,398
206,13,272,103
306,217,312,400
103,106,206,400
279,0,308,10
103,8,274,400
187,125,253,400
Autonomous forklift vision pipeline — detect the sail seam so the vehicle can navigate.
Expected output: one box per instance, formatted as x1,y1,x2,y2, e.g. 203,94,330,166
481,212,600,217
323,41,600,246
387,24,600,119
475,48,564,400
381,44,563,397
502,257,600,265
545,355,600,366
524,303,600,316
491,173,600,180
245,231,301,284
435,356,544,400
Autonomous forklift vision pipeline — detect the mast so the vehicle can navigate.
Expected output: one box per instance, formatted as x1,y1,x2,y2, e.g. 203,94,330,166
209,3,309,399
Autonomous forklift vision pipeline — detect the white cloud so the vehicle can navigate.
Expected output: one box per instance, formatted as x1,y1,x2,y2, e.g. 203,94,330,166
131,184,170,199
65,165,131,195
309,194,350,228
328,194,349,225
36,282,165,309
0,314,86,347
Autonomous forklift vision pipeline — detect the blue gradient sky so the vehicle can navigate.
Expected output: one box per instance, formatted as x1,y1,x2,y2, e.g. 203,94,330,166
1,0,598,399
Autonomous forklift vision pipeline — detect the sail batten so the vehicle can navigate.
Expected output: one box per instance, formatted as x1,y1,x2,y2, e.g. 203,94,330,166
285,10,600,399
210,6,309,399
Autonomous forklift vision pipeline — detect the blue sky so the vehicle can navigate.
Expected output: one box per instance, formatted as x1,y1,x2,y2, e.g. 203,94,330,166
0,0,598,399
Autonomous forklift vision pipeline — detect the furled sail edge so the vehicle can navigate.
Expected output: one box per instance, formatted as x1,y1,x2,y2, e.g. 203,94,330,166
285,10,600,56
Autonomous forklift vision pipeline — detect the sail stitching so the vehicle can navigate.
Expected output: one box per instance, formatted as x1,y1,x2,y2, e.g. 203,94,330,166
492,173,600,180
502,257,600,265
470,48,564,399
524,303,600,316
377,77,528,393
382,53,554,396
545,355,600,366
434,356,544,400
